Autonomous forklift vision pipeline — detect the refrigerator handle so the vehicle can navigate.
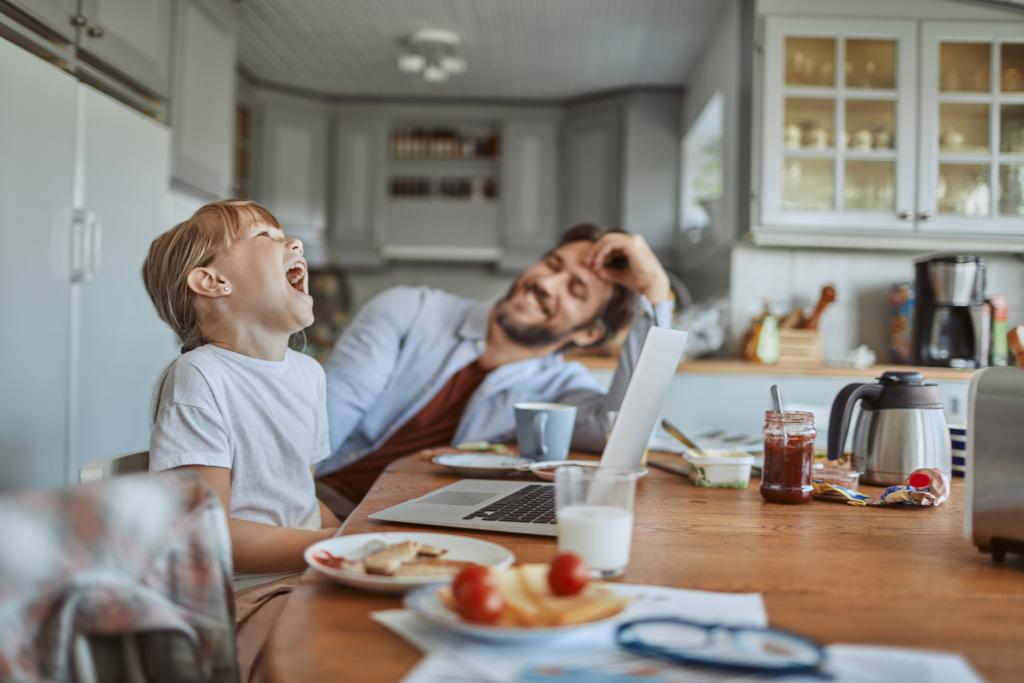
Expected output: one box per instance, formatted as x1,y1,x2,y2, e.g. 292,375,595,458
70,208,87,283
84,212,101,282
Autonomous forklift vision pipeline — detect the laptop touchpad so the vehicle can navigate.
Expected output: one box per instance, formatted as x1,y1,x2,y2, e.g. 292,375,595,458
418,491,495,506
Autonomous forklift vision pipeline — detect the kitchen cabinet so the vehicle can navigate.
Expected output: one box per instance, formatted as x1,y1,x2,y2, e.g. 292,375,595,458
760,18,918,232
2,0,77,42
76,0,173,99
757,16,1024,244
256,94,329,256
169,0,237,198
561,91,679,254
316,103,560,266
332,113,388,267
499,118,559,270
919,23,1024,235
562,108,622,230
0,38,176,490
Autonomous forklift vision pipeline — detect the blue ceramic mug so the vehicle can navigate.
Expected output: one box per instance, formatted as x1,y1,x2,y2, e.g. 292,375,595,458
514,402,577,462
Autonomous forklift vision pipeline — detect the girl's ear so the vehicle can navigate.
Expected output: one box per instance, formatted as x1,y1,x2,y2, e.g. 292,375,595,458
187,267,230,298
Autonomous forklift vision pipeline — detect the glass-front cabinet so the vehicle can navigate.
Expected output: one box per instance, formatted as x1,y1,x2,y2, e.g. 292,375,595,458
920,23,1024,235
762,19,918,231
761,18,1024,241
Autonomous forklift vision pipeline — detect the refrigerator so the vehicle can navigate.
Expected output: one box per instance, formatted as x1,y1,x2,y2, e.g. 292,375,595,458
0,37,177,490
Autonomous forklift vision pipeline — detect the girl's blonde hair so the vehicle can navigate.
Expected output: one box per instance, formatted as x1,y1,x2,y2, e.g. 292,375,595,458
142,199,280,353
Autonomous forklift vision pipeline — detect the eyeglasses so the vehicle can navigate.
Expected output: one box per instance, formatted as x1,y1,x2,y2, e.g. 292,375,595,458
616,617,826,675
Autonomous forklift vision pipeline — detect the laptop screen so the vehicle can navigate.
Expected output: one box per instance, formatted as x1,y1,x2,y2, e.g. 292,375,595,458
599,326,688,471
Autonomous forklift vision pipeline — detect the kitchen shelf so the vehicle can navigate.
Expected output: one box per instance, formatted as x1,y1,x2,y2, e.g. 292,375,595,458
568,355,981,381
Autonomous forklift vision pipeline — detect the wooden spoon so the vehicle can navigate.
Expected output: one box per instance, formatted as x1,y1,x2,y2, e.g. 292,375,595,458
801,285,837,330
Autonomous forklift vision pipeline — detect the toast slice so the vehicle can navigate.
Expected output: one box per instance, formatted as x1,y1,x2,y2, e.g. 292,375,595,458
364,541,420,575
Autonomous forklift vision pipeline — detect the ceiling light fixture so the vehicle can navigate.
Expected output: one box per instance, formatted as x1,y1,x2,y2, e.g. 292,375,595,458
397,28,466,83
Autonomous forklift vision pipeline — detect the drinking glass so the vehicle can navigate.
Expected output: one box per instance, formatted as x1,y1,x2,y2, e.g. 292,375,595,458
555,466,637,578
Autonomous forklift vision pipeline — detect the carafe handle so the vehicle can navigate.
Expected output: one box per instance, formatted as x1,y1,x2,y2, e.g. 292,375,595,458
827,383,883,461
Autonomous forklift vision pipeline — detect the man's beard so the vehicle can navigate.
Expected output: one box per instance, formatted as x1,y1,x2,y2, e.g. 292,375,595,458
494,305,567,347
494,281,589,348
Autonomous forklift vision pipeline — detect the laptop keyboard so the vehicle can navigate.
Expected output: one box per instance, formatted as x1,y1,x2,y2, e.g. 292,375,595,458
461,484,557,525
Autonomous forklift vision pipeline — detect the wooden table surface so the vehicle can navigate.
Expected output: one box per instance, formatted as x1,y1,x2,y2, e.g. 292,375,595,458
268,453,1024,682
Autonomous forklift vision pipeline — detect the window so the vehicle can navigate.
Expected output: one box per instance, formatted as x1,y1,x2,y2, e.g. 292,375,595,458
680,93,724,238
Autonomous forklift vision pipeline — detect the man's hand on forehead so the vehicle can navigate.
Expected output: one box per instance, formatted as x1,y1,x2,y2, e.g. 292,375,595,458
584,233,672,305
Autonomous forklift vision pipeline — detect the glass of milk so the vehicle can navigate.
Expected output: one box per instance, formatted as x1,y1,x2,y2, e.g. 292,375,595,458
554,466,637,578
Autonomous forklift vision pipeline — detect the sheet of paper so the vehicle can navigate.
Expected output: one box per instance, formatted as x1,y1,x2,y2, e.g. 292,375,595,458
373,584,766,683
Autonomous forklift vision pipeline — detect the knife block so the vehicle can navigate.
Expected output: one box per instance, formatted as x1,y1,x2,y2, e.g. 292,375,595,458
776,329,823,367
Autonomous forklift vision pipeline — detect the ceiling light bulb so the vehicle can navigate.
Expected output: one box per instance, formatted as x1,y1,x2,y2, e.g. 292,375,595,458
440,56,466,74
398,53,426,73
423,64,449,82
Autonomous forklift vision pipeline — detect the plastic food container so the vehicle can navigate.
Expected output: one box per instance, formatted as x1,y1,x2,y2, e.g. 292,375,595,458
683,450,756,488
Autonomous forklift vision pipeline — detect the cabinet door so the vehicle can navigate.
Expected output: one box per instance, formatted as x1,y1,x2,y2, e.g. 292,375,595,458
3,0,78,42
919,22,1024,236
501,118,558,267
170,0,237,197
332,114,386,266
72,85,177,473
761,18,917,232
561,110,621,228
0,38,76,489
78,0,172,98
257,103,328,254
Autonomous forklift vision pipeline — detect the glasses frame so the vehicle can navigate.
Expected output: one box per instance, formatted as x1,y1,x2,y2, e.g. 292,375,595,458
616,617,827,675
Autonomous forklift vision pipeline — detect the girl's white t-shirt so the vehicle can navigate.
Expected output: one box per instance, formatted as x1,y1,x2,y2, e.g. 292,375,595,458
149,344,330,587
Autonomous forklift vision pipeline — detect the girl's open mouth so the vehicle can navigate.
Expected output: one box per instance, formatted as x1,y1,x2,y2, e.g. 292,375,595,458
285,261,308,294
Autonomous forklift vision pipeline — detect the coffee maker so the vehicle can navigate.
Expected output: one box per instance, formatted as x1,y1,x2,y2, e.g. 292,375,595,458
912,254,988,368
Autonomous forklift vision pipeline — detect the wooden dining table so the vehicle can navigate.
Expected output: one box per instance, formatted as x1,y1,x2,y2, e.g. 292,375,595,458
268,452,1024,682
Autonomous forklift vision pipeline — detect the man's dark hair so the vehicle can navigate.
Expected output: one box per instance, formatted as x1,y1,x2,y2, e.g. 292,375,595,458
556,223,636,348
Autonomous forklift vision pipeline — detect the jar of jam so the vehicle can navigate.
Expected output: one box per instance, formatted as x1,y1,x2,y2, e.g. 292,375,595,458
760,410,815,504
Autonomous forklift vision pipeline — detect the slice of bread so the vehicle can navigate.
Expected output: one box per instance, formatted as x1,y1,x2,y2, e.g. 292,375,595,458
514,564,628,626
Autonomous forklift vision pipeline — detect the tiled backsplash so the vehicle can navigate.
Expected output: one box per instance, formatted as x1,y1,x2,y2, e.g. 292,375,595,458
729,244,1024,363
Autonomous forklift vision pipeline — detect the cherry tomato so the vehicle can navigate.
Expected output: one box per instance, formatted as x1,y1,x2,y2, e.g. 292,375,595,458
547,552,590,596
455,581,504,623
452,564,496,604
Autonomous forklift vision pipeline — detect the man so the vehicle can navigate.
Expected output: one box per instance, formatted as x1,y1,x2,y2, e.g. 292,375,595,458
318,225,675,505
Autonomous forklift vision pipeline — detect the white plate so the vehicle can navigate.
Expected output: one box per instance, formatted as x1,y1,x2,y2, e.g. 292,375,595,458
404,584,624,642
305,532,515,594
431,452,533,477
526,460,649,481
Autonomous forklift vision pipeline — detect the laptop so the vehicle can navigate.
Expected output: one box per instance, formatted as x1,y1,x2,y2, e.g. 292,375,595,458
368,326,689,536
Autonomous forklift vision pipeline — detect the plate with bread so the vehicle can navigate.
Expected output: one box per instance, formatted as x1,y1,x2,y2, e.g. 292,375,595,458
404,555,630,642
306,532,515,594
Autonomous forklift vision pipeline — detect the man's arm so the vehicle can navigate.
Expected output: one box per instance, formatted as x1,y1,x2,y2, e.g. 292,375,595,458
181,465,337,574
324,287,422,461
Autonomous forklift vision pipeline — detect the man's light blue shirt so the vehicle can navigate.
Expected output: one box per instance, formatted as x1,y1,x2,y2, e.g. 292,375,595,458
321,286,673,476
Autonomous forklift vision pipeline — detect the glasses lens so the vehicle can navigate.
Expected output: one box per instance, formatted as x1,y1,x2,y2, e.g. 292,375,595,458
620,620,823,672
731,629,822,667
627,621,710,649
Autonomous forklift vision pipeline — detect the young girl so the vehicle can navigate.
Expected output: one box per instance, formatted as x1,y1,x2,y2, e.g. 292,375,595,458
142,200,340,683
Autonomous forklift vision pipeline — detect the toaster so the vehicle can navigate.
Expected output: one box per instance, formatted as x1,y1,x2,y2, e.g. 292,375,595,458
965,367,1024,562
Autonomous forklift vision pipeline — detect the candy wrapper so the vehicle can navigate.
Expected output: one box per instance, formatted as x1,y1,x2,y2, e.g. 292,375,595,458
813,468,950,507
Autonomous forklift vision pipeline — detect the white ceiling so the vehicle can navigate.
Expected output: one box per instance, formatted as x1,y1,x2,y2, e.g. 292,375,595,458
237,0,727,100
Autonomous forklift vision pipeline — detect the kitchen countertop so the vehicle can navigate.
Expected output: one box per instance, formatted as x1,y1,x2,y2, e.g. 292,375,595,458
567,355,979,381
